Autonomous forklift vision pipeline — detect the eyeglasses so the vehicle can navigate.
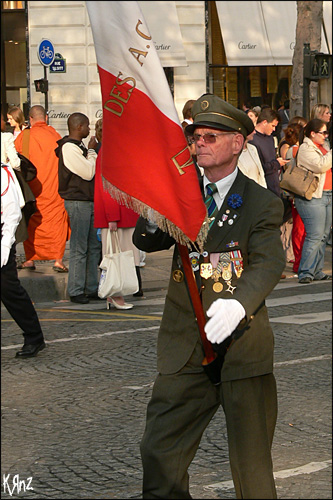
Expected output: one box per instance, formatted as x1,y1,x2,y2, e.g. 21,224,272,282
317,131,329,136
190,132,235,144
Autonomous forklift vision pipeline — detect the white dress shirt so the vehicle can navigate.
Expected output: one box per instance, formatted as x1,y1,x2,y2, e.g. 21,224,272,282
203,168,238,210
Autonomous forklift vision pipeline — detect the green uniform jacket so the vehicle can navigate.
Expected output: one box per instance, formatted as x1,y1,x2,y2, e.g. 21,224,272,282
133,170,285,382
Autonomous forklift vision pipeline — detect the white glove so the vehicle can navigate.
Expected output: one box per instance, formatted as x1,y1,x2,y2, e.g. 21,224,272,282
205,298,246,344
1,244,11,268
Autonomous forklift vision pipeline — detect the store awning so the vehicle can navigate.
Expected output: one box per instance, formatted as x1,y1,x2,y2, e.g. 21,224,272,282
138,1,187,67
216,1,332,66
323,0,332,54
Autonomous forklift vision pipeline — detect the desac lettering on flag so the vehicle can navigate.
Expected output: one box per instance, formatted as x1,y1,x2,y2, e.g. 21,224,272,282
86,1,208,250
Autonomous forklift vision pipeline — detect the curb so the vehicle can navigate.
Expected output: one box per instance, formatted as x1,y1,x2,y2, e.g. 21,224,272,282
14,245,332,304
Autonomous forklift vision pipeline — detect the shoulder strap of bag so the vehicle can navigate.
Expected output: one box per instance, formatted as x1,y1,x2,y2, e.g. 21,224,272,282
106,230,113,256
22,129,30,159
286,147,300,172
288,156,296,173
113,231,122,253
295,147,312,174
106,230,122,255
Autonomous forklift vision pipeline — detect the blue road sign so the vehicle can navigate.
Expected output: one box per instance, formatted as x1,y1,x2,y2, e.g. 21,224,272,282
37,39,55,67
50,53,66,73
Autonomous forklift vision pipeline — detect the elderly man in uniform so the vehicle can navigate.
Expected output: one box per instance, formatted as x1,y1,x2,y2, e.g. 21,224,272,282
133,94,285,499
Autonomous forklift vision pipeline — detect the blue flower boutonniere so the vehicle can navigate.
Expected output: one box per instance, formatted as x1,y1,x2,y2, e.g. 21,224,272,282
227,194,243,209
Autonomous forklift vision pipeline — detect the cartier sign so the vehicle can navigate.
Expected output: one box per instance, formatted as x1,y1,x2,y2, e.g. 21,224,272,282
47,110,70,119
238,42,257,49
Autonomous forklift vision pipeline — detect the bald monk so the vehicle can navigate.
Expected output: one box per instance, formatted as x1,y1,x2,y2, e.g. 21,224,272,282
15,105,70,272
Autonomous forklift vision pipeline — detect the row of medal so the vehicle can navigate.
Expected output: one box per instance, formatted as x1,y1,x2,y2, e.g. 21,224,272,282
199,250,244,294
172,249,244,295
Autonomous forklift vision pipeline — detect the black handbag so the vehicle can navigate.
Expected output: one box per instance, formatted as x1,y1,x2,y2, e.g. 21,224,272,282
13,169,37,243
17,153,37,182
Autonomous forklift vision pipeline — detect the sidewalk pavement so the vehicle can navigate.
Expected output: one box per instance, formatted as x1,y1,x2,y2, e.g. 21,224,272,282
13,241,332,304
14,241,174,303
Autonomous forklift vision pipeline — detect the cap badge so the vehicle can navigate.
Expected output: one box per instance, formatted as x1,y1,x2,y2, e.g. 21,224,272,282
201,100,209,111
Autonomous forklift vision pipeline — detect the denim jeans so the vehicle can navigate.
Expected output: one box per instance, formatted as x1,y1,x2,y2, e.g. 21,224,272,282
65,200,101,297
294,191,332,280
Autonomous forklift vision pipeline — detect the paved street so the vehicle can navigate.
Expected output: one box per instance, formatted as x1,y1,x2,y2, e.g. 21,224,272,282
1,246,332,499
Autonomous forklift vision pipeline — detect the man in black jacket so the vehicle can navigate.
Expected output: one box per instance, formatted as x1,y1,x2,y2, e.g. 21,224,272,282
55,113,100,304
249,107,288,198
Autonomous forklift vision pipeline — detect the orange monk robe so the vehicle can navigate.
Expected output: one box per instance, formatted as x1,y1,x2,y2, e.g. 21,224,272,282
15,122,70,261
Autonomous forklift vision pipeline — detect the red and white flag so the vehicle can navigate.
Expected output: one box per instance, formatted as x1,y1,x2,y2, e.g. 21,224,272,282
86,1,208,249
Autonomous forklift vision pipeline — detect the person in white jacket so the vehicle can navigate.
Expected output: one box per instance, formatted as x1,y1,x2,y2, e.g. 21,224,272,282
1,162,45,357
238,131,267,188
294,118,332,283
1,112,25,209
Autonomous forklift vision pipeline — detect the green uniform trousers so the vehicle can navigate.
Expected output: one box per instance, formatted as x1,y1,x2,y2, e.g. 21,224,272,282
141,349,277,499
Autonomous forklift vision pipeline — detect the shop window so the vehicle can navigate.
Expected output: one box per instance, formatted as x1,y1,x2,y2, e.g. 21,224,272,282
208,1,291,110
1,3,28,117
4,40,27,109
2,1,25,9
209,1,227,100
5,41,26,87
226,68,238,108
250,68,261,99
267,67,278,95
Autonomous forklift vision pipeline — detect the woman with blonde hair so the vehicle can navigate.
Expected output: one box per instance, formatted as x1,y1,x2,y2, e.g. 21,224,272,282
7,106,26,139
310,104,331,150
310,103,331,123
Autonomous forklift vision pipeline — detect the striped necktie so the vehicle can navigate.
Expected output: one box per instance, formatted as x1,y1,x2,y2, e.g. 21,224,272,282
205,183,218,228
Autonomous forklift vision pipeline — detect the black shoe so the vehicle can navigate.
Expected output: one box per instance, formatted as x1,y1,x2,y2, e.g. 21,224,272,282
85,291,103,300
299,277,313,284
70,294,89,304
16,341,46,358
133,290,144,297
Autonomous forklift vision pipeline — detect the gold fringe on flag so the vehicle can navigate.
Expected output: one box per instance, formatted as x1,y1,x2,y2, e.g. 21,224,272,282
102,176,209,253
